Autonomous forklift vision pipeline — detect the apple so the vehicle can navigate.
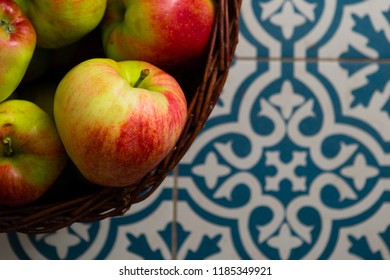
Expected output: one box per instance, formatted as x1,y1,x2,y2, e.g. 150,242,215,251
13,0,107,48
0,99,68,207
0,0,36,102
54,58,188,187
101,0,216,71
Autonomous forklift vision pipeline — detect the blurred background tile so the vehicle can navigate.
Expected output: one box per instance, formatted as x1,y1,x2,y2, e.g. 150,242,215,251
237,0,390,59
176,59,390,259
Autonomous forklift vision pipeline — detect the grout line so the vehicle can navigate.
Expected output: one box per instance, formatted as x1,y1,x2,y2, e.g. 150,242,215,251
235,56,390,63
171,166,179,260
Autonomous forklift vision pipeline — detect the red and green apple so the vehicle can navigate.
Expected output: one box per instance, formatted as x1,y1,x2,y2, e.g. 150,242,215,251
0,99,68,207
101,0,216,71
54,58,188,187
0,0,36,102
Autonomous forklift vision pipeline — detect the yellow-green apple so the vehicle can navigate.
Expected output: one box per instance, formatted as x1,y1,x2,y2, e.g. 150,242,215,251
13,0,107,48
54,58,188,187
0,0,36,102
101,0,215,71
0,100,67,206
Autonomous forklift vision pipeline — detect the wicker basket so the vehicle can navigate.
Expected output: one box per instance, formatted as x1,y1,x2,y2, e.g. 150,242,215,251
0,0,242,234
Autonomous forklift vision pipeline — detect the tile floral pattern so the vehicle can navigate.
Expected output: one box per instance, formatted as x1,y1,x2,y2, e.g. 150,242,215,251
1,0,389,260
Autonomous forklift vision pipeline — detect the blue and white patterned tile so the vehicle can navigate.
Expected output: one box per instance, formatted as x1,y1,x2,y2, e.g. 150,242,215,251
0,177,175,260
237,0,390,59
174,199,241,259
1,219,112,260
105,181,175,260
176,58,390,259
330,203,390,259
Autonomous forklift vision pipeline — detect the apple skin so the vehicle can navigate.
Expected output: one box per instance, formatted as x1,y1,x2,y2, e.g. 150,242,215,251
54,58,188,187
13,0,107,48
101,0,215,71
0,100,68,207
0,0,36,102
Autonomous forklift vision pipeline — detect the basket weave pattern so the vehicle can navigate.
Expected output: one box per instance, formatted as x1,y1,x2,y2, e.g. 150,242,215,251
0,0,242,234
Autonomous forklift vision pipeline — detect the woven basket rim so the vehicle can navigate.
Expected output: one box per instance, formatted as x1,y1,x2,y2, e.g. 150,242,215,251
0,0,242,234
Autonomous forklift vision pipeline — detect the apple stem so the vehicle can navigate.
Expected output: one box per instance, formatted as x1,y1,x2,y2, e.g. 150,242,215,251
3,137,13,157
0,19,15,34
133,69,150,88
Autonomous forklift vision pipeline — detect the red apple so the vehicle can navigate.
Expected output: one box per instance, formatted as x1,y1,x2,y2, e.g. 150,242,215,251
54,58,188,187
0,100,68,207
0,0,36,102
101,0,215,71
